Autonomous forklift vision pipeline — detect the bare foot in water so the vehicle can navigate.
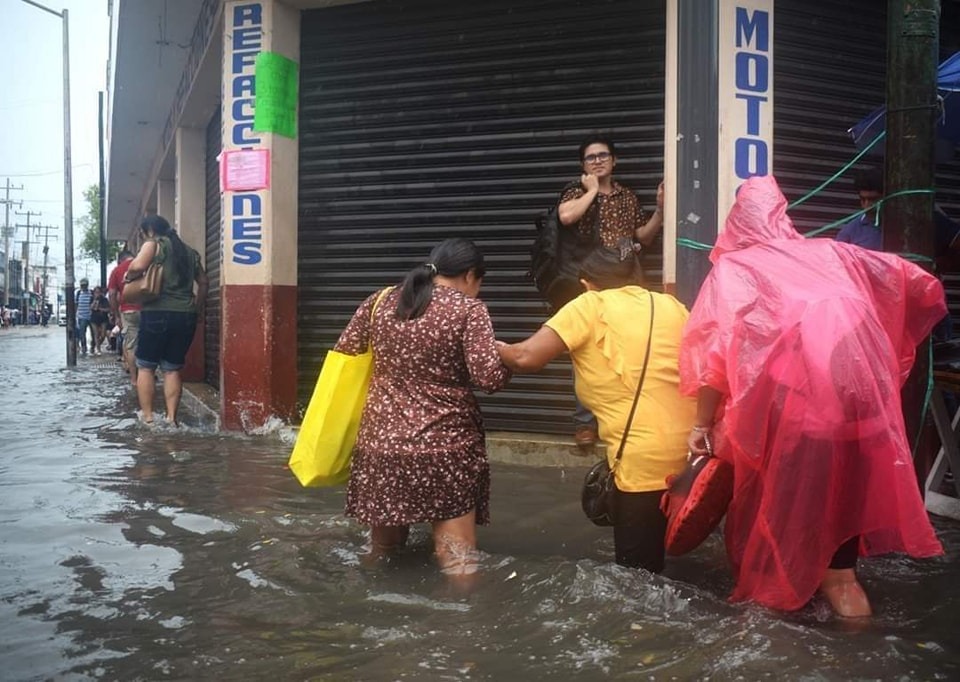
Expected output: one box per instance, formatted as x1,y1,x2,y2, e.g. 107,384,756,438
820,568,872,618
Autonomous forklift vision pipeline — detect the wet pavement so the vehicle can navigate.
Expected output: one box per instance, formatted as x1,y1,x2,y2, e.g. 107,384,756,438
2,325,960,681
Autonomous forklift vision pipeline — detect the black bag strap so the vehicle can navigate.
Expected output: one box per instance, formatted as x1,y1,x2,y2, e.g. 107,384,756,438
612,291,655,470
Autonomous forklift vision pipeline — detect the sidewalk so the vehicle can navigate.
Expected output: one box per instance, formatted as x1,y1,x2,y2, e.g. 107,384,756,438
181,382,601,469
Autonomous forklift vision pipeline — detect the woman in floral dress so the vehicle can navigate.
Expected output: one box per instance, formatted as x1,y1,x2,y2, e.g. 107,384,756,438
334,238,511,575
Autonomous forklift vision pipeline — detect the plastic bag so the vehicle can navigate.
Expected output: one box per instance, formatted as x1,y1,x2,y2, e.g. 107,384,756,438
288,348,376,487
288,288,392,487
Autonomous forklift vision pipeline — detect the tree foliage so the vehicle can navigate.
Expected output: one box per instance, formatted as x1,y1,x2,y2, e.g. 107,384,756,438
78,184,123,265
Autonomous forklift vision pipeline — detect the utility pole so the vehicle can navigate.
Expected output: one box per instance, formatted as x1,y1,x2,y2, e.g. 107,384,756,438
98,91,107,289
32,224,58,315
883,0,940,485
15,209,41,321
1,179,24,307
20,1,76,363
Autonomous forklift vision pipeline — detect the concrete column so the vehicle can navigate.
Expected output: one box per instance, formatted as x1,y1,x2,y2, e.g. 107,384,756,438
220,0,300,430
176,126,208,384
175,127,207,256
664,0,774,304
157,179,176,224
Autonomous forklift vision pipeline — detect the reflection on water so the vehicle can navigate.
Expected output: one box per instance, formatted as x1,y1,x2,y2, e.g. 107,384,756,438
2,327,960,680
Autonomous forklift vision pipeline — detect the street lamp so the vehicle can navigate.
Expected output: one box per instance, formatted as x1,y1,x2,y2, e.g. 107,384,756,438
20,0,76,366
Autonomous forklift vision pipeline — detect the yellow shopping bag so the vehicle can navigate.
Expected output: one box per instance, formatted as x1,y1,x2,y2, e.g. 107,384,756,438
288,288,391,487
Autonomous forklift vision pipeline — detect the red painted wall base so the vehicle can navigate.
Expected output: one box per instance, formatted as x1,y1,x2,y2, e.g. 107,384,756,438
221,284,298,431
182,318,205,383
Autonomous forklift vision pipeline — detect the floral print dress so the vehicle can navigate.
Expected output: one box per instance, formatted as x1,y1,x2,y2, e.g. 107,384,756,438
334,285,511,526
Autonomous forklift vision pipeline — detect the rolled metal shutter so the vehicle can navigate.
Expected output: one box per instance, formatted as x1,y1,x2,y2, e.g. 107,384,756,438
776,0,960,323
298,0,666,433
936,4,960,328
774,0,890,235
204,108,222,390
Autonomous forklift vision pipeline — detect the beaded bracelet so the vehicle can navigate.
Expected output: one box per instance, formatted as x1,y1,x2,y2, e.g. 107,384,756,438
691,425,712,433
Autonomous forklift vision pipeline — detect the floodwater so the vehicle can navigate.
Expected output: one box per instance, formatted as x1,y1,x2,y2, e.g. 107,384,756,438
2,326,960,681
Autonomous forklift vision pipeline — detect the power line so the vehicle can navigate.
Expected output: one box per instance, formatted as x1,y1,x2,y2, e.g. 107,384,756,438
0,164,94,178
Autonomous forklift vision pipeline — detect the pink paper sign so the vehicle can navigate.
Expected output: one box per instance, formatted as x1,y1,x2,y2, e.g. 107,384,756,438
220,149,271,192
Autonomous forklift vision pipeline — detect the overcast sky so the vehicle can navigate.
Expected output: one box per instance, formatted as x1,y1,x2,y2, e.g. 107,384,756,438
1,0,110,286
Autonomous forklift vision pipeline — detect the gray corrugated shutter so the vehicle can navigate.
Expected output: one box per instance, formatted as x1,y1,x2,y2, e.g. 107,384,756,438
204,108,222,390
774,0,890,235
936,3,960,329
776,0,960,325
297,0,666,434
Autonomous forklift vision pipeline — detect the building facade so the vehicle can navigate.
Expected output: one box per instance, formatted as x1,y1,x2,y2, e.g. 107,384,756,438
106,0,960,432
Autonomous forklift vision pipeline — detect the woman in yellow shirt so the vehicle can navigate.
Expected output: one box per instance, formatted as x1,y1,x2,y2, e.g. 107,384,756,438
498,247,695,572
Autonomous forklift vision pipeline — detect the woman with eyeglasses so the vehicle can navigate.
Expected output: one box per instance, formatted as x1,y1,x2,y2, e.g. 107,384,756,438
335,238,511,581
498,246,695,573
554,135,665,449
558,136,664,251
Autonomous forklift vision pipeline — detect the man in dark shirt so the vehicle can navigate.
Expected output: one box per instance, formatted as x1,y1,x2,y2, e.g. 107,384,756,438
836,168,884,249
835,167,960,340
835,167,960,256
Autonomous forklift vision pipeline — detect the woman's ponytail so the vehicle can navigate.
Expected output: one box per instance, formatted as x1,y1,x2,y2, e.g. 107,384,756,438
396,264,437,320
394,238,486,321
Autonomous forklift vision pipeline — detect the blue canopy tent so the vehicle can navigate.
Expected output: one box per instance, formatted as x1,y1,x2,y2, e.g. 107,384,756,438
849,51,960,162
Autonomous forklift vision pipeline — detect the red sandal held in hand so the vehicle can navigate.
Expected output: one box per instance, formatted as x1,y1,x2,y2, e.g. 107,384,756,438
660,434,734,556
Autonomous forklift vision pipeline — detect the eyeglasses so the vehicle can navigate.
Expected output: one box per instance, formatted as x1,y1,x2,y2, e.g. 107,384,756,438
583,152,612,164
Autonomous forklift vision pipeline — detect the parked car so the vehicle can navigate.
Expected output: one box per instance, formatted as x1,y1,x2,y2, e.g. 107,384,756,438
57,314,67,327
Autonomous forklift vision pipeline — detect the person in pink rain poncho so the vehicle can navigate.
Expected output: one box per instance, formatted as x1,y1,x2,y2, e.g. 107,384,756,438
680,175,946,617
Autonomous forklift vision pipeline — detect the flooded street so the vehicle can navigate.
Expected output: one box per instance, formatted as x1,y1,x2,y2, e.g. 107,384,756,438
2,326,960,680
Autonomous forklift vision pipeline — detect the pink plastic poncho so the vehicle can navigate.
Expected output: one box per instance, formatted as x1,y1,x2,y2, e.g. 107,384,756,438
680,175,946,611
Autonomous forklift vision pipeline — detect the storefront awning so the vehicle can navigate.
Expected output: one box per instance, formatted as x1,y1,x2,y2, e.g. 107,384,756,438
105,0,204,240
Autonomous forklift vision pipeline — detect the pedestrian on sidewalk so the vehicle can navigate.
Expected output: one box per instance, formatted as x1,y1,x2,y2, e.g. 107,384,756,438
89,286,110,355
75,278,93,355
126,215,207,426
108,249,142,386
549,135,665,450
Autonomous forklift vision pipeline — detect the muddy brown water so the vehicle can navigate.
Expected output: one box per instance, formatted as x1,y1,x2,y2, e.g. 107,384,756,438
2,326,959,681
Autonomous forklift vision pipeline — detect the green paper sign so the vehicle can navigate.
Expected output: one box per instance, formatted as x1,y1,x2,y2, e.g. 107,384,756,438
254,51,299,138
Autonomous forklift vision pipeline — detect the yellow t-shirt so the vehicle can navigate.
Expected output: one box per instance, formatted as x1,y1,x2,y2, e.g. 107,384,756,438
546,287,696,492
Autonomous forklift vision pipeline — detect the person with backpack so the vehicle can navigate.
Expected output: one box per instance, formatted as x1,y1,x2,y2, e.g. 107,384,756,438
531,135,664,448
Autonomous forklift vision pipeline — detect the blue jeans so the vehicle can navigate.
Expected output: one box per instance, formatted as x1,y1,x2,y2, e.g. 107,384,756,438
76,317,91,352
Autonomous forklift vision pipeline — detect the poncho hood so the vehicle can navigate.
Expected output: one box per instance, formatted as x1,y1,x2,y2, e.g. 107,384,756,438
711,175,803,263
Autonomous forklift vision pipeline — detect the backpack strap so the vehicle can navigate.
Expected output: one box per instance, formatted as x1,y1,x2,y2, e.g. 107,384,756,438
557,179,599,244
